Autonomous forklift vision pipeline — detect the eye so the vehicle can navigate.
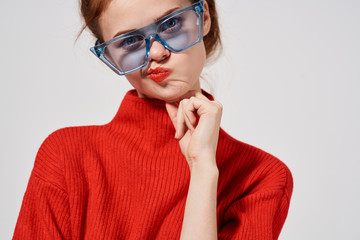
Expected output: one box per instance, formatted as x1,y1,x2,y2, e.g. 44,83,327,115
165,18,178,28
118,35,144,50
159,17,182,33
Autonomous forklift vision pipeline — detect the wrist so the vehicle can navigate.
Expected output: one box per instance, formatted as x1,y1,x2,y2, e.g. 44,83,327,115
188,149,216,164
190,163,219,188
190,156,219,177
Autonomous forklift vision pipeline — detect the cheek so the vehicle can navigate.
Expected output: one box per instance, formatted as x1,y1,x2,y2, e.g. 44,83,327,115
124,71,143,88
178,43,206,75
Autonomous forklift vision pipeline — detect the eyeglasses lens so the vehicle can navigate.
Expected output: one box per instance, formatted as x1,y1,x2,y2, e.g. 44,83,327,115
103,9,200,73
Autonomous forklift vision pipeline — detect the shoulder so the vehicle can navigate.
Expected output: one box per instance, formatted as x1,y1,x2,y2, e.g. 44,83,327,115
40,123,111,152
217,127,293,198
32,124,109,184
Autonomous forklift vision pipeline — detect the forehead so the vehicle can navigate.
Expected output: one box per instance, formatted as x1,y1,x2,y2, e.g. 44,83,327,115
99,0,192,42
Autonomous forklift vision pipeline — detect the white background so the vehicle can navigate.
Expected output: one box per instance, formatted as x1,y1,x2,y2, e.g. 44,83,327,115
1,0,359,239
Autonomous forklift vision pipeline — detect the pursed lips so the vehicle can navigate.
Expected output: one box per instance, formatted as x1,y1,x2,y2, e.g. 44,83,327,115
147,67,171,82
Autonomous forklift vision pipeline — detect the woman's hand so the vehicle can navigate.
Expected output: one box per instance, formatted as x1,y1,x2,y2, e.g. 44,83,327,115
165,90,223,171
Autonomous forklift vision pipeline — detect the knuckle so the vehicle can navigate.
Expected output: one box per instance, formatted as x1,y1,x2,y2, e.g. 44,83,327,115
181,98,187,104
213,100,223,111
181,99,189,108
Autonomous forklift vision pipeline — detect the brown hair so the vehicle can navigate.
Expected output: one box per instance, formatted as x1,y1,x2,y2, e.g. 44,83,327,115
76,0,222,61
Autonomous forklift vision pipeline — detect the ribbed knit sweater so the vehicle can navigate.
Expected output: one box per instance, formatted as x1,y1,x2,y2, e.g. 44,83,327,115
13,88,293,240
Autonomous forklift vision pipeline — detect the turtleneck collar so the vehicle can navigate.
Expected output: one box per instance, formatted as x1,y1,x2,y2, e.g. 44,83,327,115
107,88,215,138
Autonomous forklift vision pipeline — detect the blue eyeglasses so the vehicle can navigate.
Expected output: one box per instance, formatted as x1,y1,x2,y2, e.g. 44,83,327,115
90,0,204,76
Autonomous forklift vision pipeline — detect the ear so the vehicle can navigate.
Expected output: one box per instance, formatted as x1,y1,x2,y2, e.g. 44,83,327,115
202,0,211,37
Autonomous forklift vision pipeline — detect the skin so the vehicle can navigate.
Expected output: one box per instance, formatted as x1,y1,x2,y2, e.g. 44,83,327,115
99,0,221,238
99,0,210,103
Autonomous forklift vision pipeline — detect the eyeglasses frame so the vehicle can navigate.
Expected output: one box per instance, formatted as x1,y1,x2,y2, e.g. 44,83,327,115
89,0,205,76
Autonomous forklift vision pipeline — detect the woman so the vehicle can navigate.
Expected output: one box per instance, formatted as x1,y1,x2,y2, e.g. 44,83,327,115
13,0,293,239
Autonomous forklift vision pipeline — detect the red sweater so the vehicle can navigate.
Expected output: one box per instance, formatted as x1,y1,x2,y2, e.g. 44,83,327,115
13,88,293,239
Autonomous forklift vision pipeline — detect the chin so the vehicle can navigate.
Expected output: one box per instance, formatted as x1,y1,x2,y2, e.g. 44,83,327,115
141,89,180,102
152,93,181,102
162,89,199,103
135,77,200,101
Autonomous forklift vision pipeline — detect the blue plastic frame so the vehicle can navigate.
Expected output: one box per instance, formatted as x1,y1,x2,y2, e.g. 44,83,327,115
90,0,204,76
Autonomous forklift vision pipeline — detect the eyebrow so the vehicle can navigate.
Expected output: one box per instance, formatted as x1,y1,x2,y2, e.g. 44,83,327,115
112,6,181,39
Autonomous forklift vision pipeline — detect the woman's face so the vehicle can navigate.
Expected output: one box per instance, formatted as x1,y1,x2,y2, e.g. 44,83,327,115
98,0,211,103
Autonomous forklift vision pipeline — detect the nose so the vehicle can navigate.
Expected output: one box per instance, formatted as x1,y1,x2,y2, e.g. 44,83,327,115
148,39,170,63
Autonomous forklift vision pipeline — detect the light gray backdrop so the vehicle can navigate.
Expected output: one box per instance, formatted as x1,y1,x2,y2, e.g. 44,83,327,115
1,0,359,239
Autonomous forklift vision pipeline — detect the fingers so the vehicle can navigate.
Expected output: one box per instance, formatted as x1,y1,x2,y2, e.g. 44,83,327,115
194,91,210,101
175,100,185,139
175,95,204,139
183,100,196,133
166,102,185,139
169,90,218,140
165,102,178,127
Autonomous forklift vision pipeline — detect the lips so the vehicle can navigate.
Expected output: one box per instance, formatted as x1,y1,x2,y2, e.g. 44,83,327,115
147,67,171,82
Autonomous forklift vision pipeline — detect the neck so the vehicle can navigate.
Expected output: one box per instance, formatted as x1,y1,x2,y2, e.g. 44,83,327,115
107,88,214,136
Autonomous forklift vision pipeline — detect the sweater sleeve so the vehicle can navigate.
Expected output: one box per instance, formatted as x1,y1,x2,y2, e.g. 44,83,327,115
13,131,71,239
218,165,293,240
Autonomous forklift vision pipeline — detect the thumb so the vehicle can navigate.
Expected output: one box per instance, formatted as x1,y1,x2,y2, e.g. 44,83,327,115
165,102,178,127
